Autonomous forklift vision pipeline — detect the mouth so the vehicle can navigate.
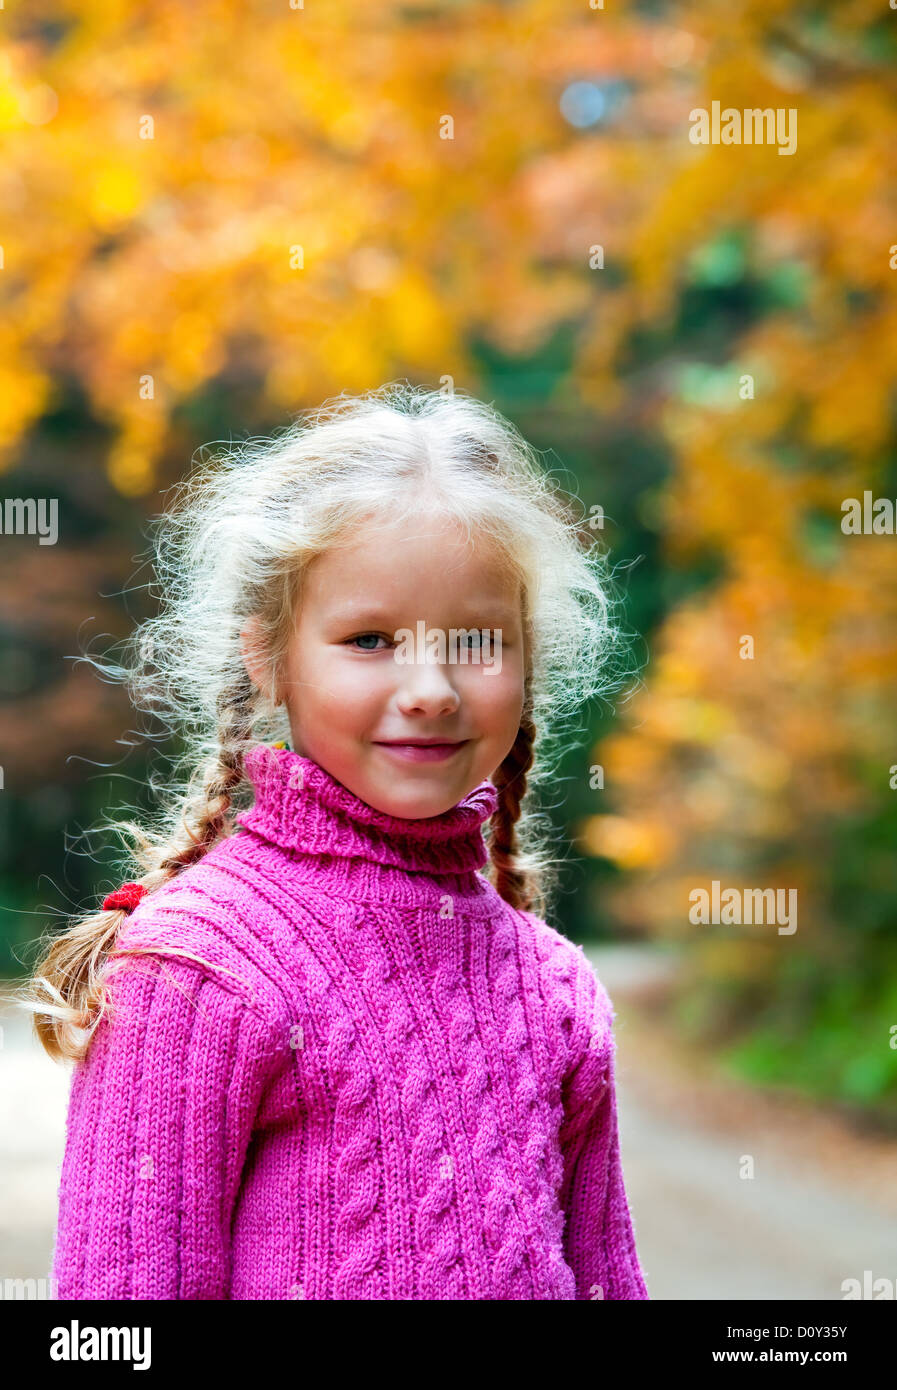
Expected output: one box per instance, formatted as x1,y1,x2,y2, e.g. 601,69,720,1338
372,739,471,764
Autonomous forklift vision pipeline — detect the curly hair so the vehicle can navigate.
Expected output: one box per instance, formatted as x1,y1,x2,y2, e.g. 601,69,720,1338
15,381,629,1062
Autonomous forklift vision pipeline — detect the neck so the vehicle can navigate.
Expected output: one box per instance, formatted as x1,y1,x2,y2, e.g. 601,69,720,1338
234,742,502,911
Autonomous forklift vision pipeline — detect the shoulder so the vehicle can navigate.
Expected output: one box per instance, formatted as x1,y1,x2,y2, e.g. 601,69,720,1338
515,910,616,1072
75,950,290,1112
517,909,614,1021
111,841,293,1033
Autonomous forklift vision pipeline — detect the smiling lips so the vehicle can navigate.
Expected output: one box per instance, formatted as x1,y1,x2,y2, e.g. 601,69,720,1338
373,739,470,764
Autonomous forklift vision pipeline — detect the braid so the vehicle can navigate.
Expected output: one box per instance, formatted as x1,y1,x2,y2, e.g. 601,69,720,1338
158,671,256,876
20,672,261,1063
489,711,537,911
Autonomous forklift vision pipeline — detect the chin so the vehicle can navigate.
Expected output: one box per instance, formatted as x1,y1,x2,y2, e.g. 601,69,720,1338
368,780,462,820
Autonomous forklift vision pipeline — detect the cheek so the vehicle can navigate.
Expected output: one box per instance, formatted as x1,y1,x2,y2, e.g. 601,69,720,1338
314,648,395,712
460,666,525,729
283,643,335,716
283,645,310,699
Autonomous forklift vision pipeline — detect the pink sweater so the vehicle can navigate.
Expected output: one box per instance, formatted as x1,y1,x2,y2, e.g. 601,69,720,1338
51,743,649,1301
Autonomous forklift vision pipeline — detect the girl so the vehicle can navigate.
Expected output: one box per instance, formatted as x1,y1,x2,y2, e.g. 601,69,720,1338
20,383,649,1301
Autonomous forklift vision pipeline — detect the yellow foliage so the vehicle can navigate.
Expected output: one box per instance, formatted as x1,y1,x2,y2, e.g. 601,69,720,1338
1,3,895,960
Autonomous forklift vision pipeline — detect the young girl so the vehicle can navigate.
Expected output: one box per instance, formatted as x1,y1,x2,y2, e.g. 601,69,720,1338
21,383,649,1301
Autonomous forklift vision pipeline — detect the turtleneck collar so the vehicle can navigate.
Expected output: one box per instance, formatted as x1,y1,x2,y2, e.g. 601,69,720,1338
235,744,500,903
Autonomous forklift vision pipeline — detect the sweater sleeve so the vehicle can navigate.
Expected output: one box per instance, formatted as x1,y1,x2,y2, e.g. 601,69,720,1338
558,951,649,1301
51,954,282,1300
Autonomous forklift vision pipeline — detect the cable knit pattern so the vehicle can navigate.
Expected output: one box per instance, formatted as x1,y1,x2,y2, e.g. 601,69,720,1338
51,742,649,1301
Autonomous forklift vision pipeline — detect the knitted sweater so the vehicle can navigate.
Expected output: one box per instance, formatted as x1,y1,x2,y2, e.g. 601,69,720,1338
51,743,649,1301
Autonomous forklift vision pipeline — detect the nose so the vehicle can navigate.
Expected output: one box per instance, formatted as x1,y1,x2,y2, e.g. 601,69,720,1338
394,652,461,716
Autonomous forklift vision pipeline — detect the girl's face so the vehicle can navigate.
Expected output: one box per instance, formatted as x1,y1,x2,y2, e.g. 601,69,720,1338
269,512,526,818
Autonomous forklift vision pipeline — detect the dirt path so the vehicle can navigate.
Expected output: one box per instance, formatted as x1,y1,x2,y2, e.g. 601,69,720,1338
0,997,71,1290
591,945,897,1300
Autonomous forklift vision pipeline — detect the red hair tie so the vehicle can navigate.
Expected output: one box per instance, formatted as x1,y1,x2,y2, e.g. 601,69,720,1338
102,882,148,913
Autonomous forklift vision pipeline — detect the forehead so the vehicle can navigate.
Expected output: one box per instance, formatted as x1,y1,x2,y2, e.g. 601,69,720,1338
305,513,519,598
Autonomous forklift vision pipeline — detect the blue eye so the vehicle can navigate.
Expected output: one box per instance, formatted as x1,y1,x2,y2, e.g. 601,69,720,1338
456,631,493,651
350,633,388,651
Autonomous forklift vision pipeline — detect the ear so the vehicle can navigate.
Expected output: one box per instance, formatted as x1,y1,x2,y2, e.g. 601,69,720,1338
240,616,279,705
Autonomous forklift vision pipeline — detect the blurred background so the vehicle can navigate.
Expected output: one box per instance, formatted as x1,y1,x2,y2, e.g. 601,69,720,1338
1,0,896,1299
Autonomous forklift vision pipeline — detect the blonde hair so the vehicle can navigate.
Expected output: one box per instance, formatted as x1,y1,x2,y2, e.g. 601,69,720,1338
14,382,628,1063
